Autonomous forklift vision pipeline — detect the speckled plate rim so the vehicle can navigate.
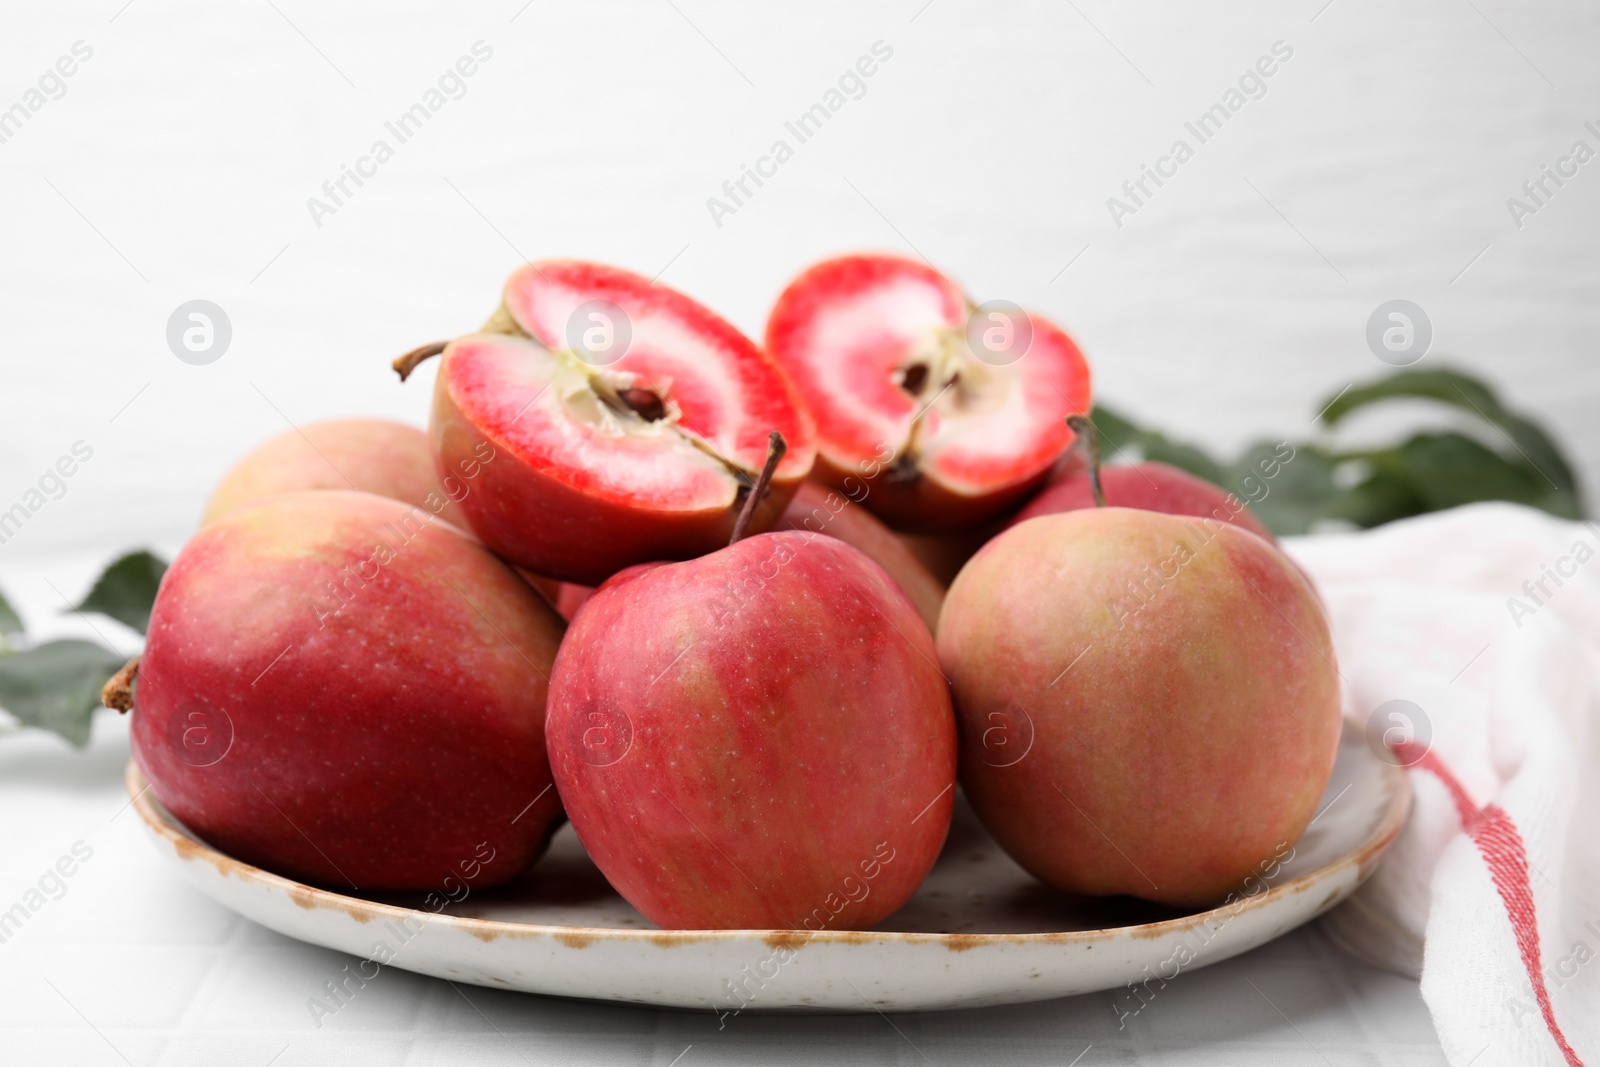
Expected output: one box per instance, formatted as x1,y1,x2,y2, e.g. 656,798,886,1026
125,751,1410,954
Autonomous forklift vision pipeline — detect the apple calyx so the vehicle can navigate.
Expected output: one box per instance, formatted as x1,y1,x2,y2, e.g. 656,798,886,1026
101,656,140,713
1065,414,1106,508
729,431,788,544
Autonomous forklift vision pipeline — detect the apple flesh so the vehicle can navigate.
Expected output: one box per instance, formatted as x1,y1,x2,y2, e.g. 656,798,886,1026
766,254,1091,533
202,418,468,530
937,508,1341,907
777,480,945,633
1011,461,1274,541
407,260,816,585
546,530,956,930
131,490,565,892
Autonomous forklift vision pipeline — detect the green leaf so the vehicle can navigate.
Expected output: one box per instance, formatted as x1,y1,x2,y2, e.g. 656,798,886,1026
69,550,168,635
1089,404,1232,485
0,588,21,640
1085,405,1148,463
0,639,126,748
1397,432,1570,514
1316,368,1580,503
1327,458,1431,529
1228,443,1340,537
1141,438,1231,489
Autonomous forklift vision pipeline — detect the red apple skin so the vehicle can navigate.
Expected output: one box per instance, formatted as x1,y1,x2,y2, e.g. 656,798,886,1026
1012,462,1275,541
895,519,1009,588
133,490,565,892
548,481,949,629
937,508,1341,908
777,481,945,633
431,382,799,587
810,452,1052,536
202,418,467,530
547,531,956,930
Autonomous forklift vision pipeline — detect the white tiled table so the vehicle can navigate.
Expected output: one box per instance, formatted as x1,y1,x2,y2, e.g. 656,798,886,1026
0,553,1445,1066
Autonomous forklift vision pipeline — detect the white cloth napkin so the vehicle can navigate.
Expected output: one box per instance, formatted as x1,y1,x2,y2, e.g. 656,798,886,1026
1287,503,1600,1067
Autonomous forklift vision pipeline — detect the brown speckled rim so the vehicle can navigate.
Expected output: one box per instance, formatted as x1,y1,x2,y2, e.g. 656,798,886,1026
126,751,1411,952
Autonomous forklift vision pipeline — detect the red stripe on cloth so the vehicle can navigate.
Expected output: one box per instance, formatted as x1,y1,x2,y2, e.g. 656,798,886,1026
1391,740,1584,1067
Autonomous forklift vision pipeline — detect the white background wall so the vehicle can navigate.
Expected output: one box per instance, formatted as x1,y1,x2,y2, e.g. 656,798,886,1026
1,0,1597,581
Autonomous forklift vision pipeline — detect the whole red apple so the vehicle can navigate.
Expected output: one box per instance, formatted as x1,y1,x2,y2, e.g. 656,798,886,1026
202,418,470,530
776,480,945,632
937,507,1340,907
126,490,565,892
547,527,956,930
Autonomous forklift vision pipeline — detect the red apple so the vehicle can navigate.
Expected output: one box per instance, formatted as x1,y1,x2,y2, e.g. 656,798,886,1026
202,418,468,529
766,253,1091,533
397,260,816,584
546,479,952,633
937,507,1340,907
1012,461,1274,541
776,480,945,632
546,520,955,930
124,490,565,892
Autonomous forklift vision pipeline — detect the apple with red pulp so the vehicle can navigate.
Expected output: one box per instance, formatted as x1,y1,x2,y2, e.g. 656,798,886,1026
397,260,816,584
546,436,956,930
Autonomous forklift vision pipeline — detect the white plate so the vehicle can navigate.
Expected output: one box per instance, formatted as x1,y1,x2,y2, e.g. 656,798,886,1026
127,725,1408,1013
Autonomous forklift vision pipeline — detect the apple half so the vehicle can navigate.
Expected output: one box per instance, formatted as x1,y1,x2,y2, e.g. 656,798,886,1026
397,261,816,584
766,254,1092,532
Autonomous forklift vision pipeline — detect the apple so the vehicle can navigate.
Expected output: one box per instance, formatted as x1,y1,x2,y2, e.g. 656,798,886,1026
776,480,945,633
396,260,816,585
202,418,468,529
765,253,1091,533
936,507,1341,907
1011,461,1274,541
117,490,565,892
545,439,956,929
541,480,950,634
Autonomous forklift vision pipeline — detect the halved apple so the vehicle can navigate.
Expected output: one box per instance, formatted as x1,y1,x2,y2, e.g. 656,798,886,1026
765,254,1091,532
398,260,815,584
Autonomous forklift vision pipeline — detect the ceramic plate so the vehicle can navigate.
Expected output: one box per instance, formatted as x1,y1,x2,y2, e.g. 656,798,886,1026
127,724,1408,1012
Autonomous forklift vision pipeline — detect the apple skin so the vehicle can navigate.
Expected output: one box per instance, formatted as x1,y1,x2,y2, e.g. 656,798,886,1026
895,520,1008,588
809,451,1052,536
547,531,956,930
777,481,945,633
509,480,952,633
202,418,468,529
1011,461,1274,541
133,490,565,892
431,381,798,586
937,508,1341,908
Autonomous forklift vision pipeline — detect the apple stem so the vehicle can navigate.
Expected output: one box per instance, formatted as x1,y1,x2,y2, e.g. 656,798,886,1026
393,341,448,382
1066,414,1106,507
729,431,789,545
101,656,140,714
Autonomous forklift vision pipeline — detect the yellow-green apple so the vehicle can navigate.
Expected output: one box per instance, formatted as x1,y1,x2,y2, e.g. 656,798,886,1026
546,474,956,929
202,418,468,529
766,253,1090,533
937,508,1340,907
396,260,816,584
123,490,565,891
